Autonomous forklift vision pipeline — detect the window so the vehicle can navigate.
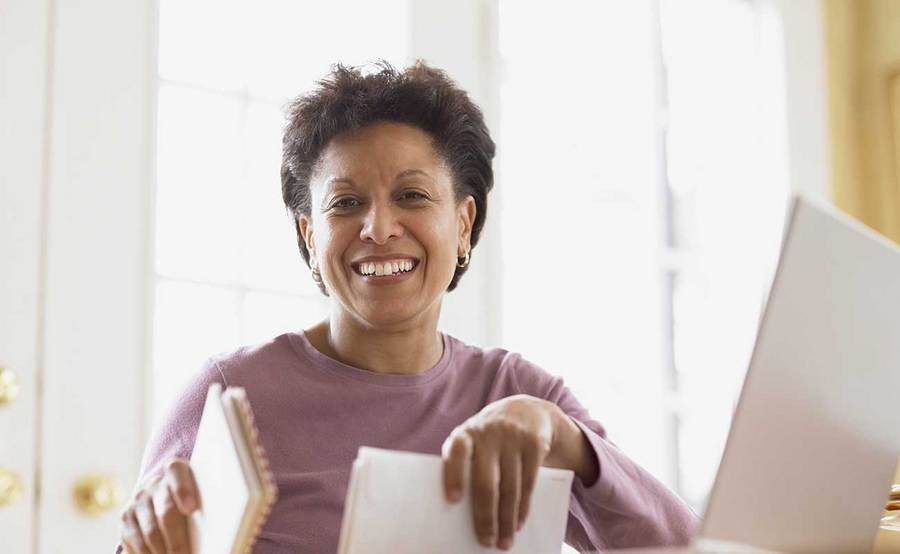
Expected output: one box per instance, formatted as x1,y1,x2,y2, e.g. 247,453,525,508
659,0,788,510
497,0,788,512
497,0,672,484
151,0,411,423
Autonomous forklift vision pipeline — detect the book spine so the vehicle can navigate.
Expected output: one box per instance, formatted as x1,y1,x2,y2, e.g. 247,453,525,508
232,393,278,554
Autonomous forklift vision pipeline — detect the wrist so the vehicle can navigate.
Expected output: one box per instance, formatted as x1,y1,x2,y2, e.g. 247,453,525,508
549,404,599,486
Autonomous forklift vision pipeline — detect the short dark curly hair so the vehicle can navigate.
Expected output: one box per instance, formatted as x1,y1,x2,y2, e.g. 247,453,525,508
281,60,496,295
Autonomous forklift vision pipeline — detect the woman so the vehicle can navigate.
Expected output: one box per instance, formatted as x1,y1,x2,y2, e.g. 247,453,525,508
118,61,698,553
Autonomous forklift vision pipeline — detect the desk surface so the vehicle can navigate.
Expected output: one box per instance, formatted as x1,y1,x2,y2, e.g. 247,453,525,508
606,528,900,553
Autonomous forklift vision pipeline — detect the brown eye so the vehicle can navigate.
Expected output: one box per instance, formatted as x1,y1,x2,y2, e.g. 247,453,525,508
399,190,428,201
332,197,361,210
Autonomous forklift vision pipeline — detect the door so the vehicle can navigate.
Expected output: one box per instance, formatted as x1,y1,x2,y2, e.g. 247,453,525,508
1,0,156,551
0,0,48,549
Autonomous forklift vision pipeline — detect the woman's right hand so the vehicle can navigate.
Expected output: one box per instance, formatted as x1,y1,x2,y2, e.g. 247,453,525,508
119,458,200,553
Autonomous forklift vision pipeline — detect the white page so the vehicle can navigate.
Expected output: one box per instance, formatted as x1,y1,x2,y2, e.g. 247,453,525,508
338,447,574,554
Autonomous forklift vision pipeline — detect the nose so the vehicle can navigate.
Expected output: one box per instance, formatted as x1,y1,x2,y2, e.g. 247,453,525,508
359,202,403,245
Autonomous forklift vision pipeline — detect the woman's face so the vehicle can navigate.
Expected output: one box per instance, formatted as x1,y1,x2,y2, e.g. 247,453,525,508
298,121,476,330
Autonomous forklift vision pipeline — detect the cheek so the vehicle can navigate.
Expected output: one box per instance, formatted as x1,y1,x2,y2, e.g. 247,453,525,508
311,221,345,268
423,215,459,264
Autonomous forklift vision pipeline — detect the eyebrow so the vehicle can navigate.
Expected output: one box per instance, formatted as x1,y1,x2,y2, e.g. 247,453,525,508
326,177,356,188
395,169,432,180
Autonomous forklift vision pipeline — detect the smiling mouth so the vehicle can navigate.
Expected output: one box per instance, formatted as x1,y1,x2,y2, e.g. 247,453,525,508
352,258,419,277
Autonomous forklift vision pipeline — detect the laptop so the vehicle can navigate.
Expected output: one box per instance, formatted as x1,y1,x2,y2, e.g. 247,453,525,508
620,195,900,553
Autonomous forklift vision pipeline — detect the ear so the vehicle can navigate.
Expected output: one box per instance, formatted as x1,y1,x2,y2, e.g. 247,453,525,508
296,215,317,266
456,196,477,256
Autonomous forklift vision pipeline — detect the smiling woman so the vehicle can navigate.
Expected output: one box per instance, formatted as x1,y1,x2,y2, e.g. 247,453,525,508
281,62,493,296
296,121,474,341
116,62,699,553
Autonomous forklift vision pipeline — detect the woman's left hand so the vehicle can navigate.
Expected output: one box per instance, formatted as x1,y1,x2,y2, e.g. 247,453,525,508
441,394,599,550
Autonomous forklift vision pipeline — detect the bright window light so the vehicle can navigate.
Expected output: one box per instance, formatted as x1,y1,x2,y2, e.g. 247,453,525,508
151,0,411,424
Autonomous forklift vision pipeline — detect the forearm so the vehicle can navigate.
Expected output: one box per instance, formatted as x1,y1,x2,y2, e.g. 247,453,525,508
565,417,700,549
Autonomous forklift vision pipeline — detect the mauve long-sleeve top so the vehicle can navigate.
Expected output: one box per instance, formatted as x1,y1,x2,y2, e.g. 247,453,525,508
117,331,699,553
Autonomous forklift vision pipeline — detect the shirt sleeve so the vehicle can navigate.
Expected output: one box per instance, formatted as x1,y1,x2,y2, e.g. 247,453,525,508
114,359,227,553
507,352,700,552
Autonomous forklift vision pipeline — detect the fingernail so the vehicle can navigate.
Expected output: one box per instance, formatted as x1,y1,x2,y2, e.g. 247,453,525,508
517,519,524,531
498,537,513,550
480,536,495,548
448,488,461,502
182,495,196,511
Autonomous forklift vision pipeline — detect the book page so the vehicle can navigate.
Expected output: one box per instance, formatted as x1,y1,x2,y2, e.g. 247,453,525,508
339,447,573,554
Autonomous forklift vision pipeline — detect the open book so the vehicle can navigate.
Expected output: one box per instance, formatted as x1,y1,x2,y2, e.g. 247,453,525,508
338,447,574,553
188,383,277,554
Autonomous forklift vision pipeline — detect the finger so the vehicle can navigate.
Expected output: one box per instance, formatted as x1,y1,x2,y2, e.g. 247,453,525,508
154,480,191,553
133,492,166,554
442,431,472,503
518,440,542,530
166,458,200,513
120,508,150,554
470,441,500,548
496,450,521,550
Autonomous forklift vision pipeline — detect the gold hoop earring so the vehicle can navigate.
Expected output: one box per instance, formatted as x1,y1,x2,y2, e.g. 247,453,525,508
456,251,470,268
310,259,323,283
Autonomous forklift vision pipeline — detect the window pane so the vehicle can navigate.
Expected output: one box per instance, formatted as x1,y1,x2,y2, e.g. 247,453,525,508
675,403,731,511
498,0,670,481
158,0,247,91
151,279,240,423
159,0,410,98
155,85,243,283
240,100,319,295
242,0,411,102
660,0,789,511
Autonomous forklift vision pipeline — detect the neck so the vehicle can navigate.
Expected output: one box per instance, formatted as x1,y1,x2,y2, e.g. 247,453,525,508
305,305,444,375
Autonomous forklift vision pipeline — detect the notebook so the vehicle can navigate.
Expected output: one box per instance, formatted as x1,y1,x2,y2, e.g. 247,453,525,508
337,447,574,554
188,383,278,554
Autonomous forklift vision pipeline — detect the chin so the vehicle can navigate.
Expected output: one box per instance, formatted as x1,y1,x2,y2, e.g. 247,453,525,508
353,298,434,330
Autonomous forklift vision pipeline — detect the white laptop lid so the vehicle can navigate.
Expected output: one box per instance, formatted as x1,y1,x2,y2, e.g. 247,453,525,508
700,196,900,552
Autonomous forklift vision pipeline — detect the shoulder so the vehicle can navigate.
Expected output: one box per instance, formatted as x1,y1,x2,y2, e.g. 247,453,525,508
206,332,300,387
139,333,298,477
444,334,565,401
137,357,225,483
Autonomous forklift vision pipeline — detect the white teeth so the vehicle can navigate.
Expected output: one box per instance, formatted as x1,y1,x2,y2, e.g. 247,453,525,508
357,259,415,276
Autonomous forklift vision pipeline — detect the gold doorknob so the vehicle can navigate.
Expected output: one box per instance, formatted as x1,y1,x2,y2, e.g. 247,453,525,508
73,474,120,516
0,367,20,406
0,468,23,508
